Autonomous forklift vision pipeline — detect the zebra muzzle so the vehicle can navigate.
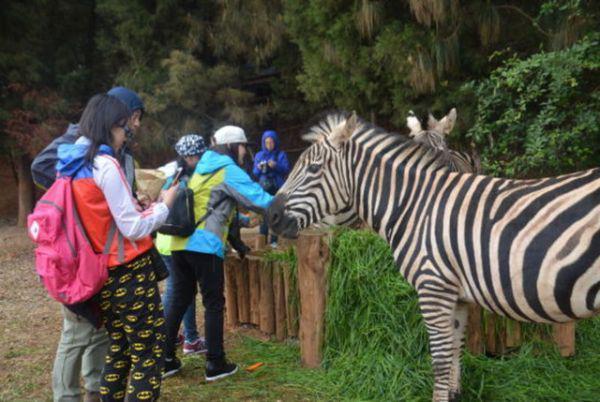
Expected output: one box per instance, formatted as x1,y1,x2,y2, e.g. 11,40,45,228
267,194,299,238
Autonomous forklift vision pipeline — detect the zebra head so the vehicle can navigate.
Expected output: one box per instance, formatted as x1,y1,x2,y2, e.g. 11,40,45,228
267,112,359,238
407,108,457,151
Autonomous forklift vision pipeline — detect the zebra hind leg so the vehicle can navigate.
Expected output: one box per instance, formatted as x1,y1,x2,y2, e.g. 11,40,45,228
448,302,469,402
418,288,459,402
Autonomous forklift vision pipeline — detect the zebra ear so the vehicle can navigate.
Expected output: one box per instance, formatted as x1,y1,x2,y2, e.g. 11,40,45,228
331,111,357,148
427,113,438,131
438,108,457,135
406,111,422,137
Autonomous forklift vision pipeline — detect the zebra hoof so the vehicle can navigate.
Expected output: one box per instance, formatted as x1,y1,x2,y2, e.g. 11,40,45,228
449,390,461,402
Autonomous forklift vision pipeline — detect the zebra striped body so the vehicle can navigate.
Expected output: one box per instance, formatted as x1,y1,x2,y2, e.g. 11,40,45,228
267,113,600,401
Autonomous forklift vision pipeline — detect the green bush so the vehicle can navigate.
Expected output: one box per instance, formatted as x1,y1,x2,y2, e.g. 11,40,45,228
466,35,600,178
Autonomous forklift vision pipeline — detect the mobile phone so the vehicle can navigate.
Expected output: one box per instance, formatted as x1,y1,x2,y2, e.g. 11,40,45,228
171,167,184,186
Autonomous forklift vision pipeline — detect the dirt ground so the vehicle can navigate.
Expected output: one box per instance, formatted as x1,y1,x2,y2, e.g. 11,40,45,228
0,224,59,401
0,223,322,402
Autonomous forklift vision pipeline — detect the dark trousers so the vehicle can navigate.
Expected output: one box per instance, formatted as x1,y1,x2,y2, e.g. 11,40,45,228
165,251,225,362
259,183,278,243
99,252,165,402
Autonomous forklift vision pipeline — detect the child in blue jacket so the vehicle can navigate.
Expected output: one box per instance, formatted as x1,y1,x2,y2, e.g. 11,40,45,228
252,130,290,246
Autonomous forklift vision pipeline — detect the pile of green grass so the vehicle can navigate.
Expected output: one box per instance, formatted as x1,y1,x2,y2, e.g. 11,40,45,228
321,229,600,401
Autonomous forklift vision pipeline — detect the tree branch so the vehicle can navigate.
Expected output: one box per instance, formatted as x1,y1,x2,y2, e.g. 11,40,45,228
496,5,551,38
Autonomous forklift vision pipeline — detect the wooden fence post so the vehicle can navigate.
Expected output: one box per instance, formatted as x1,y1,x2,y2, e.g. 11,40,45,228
466,304,483,355
552,322,576,357
297,230,329,368
283,261,299,338
273,261,287,341
224,256,239,330
259,259,275,335
247,255,261,326
235,257,250,324
255,234,266,250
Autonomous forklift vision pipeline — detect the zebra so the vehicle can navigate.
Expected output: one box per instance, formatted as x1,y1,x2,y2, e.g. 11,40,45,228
267,111,600,402
320,109,478,229
408,108,479,174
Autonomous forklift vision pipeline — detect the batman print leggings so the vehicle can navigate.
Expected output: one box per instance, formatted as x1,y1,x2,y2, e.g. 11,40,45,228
99,252,166,402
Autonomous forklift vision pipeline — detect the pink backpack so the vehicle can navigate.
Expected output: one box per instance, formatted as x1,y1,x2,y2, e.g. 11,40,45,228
27,176,108,305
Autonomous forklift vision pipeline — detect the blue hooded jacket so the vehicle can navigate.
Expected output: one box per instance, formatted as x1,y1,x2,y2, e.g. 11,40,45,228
252,130,290,189
170,150,273,257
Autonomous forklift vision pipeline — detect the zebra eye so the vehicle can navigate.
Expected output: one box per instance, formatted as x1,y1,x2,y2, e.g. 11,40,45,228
307,163,321,174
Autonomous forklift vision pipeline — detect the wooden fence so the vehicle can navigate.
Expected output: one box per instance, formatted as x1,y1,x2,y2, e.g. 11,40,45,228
228,230,576,367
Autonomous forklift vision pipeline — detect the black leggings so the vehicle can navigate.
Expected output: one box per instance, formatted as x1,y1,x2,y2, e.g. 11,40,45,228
165,251,225,362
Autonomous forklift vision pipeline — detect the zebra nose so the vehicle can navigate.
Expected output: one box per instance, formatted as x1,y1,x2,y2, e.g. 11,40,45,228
267,194,288,229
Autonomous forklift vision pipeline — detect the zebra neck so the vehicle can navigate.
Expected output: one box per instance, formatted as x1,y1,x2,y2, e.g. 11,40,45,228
352,140,447,246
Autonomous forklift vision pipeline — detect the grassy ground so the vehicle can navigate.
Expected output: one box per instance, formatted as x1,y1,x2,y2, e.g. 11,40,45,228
1,223,599,401
0,224,334,402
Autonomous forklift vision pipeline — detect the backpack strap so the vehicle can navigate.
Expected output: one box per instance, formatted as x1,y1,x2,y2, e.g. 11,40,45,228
194,196,228,227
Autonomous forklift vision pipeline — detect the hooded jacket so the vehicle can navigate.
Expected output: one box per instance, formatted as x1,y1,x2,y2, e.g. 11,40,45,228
57,137,168,267
32,87,144,191
170,150,273,258
252,130,290,189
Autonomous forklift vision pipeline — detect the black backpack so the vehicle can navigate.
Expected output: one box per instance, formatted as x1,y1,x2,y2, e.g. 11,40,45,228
158,171,225,237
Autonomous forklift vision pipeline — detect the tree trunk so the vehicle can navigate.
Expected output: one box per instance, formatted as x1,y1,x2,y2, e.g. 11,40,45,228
17,154,34,226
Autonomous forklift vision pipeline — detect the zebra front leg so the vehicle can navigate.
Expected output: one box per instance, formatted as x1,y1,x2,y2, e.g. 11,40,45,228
418,288,459,402
448,302,469,401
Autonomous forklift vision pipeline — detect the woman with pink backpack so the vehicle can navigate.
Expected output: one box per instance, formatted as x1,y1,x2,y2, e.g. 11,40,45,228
54,94,177,401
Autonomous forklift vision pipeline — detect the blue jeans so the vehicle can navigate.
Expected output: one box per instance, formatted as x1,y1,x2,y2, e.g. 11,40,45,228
161,255,199,343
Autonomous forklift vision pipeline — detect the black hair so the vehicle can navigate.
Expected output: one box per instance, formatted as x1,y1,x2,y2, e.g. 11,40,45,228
79,94,131,164
211,142,254,175
211,143,242,164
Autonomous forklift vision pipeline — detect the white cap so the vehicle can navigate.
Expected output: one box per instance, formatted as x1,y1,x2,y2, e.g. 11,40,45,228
213,125,248,145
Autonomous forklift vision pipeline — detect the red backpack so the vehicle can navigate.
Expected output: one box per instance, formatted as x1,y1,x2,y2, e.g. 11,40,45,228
27,176,108,305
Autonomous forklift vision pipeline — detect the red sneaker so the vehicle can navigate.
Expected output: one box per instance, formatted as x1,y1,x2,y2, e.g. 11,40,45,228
175,333,184,346
183,338,208,355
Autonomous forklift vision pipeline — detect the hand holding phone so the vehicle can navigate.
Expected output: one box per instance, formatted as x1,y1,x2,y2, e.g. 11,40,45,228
171,167,184,187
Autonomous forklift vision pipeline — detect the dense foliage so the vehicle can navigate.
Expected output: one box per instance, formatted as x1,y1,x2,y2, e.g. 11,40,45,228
0,1,598,217
466,34,600,177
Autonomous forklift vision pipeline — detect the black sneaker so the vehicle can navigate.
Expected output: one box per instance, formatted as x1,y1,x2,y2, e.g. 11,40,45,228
162,357,183,379
205,359,238,382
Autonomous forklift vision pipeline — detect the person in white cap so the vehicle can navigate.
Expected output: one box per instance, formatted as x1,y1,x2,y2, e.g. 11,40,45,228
162,125,274,382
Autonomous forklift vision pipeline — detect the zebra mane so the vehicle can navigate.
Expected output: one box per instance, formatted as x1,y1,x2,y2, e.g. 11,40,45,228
303,111,469,173
302,111,409,145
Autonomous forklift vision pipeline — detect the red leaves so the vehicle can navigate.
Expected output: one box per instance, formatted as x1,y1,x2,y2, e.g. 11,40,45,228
4,84,76,156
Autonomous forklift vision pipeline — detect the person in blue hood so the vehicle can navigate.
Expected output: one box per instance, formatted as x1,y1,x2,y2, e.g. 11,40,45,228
32,86,145,191
252,130,290,246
